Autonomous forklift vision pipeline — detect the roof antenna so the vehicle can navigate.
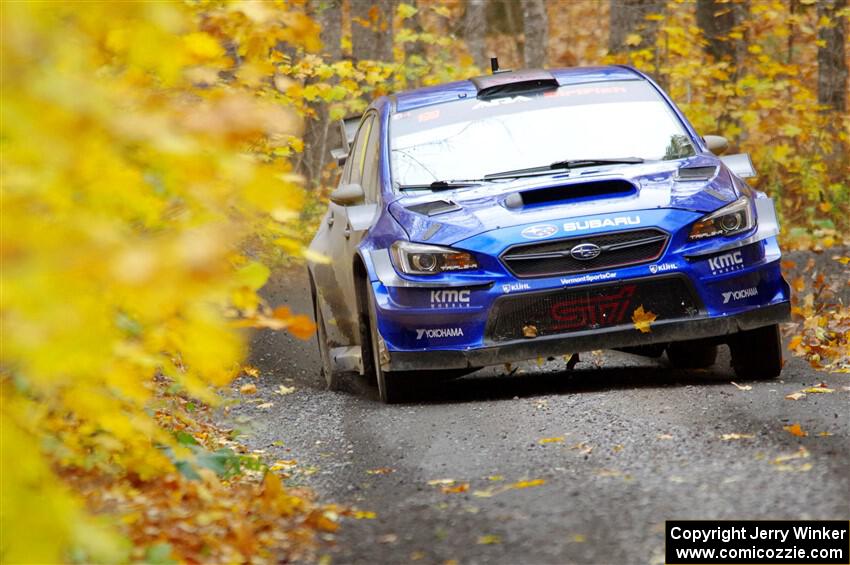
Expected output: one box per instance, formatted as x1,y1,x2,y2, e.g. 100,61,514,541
490,57,500,74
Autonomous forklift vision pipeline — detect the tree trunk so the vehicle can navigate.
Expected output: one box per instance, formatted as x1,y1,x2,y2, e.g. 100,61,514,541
608,0,664,54
351,0,394,61
695,0,738,61
300,0,345,188
817,0,848,113
464,0,488,69
521,0,548,68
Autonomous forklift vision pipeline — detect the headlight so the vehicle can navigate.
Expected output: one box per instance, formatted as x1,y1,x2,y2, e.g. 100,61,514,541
688,197,755,241
390,241,478,276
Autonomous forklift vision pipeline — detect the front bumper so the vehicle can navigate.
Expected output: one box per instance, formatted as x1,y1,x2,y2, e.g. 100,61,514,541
383,301,790,371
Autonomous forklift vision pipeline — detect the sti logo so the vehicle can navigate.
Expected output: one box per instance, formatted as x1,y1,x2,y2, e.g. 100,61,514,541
521,224,558,239
563,216,640,232
416,327,464,340
430,289,470,307
708,250,744,275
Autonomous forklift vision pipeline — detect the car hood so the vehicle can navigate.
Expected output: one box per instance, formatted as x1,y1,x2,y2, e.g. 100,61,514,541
388,155,741,246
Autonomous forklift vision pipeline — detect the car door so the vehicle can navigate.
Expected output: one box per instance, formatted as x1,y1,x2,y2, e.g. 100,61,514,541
322,112,381,346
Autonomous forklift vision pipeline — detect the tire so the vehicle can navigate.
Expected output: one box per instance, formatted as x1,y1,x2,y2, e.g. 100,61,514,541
364,282,410,403
667,339,718,369
313,292,341,390
729,323,782,380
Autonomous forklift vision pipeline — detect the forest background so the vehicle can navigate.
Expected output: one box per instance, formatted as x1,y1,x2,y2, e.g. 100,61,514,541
1,0,847,562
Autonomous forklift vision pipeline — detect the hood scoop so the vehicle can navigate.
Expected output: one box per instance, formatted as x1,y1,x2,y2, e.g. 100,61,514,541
675,165,718,182
405,199,462,216
504,179,637,210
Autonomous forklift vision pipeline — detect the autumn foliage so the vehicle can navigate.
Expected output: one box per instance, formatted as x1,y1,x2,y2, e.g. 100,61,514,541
1,0,847,562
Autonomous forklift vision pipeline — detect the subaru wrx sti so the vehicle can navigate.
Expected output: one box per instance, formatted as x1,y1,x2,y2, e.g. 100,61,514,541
308,65,791,402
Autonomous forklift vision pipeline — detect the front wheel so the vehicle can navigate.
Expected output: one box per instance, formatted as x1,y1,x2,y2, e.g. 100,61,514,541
729,323,782,380
365,283,410,403
314,293,341,390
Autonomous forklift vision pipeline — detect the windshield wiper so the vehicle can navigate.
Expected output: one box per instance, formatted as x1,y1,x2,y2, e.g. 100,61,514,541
484,157,645,180
398,180,487,192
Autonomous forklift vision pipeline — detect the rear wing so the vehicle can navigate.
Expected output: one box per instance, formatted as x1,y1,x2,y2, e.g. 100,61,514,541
329,116,361,165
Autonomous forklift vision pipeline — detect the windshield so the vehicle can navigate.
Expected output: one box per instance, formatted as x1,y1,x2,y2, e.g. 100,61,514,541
390,80,695,189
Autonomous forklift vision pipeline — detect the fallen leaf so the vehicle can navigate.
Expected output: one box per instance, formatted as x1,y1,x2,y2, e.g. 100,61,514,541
441,483,469,494
472,489,495,498
269,459,297,471
523,325,538,338
783,423,808,437
239,383,257,395
631,305,657,333
817,431,833,437
257,402,274,409
803,387,834,394
720,433,755,440
378,534,398,544
353,510,376,519
509,479,545,489
274,385,295,395
785,392,806,400
772,446,810,464
571,534,587,543
366,467,394,475
487,475,503,482
427,479,455,486
730,381,752,391
656,433,674,440
538,437,565,444
477,535,501,545
242,365,260,378
570,442,593,454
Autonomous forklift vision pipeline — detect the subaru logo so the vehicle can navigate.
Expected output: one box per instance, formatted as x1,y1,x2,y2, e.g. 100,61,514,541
521,224,558,239
570,243,602,261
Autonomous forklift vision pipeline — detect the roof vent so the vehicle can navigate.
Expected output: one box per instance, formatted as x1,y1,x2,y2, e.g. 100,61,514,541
471,69,558,99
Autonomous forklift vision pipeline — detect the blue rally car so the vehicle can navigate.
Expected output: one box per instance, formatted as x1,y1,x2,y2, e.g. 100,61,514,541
307,65,791,402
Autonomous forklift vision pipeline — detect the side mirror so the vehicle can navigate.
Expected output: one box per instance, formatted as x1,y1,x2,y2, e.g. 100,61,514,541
329,183,365,206
703,135,729,155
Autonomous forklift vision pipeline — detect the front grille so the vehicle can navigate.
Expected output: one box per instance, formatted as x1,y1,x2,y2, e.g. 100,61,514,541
502,228,669,278
485,277,700,342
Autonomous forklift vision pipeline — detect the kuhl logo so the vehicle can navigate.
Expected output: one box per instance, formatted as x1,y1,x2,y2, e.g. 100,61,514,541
430,289,470,307
416,327,464,340
708,250,744,274
521,224,558,239
502,282,531,294
649,262,677,274
722,287,758,304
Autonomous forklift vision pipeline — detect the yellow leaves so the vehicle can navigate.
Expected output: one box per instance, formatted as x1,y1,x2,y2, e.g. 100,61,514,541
397,3,418,20
625,33,642,47
720,433,755,440
783,423,808,437
538,437,565,445
441,483,470,494
631,306,657,333
352,510,377,519
183,32,225,62
785,391,806,401
477,535,502,545
510,479,546,489
240,383,258,395
275,385,296,396
367,467,395,475
730,382,752,391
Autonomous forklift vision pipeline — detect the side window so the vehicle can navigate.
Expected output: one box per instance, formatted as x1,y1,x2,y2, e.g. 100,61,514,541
343,115,374,186
361,114,383,203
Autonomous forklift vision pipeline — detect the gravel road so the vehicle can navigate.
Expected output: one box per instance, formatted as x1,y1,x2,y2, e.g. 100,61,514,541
223,249,849,564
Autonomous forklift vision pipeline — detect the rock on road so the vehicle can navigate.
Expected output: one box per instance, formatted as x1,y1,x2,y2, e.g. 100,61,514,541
224,250,849,564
